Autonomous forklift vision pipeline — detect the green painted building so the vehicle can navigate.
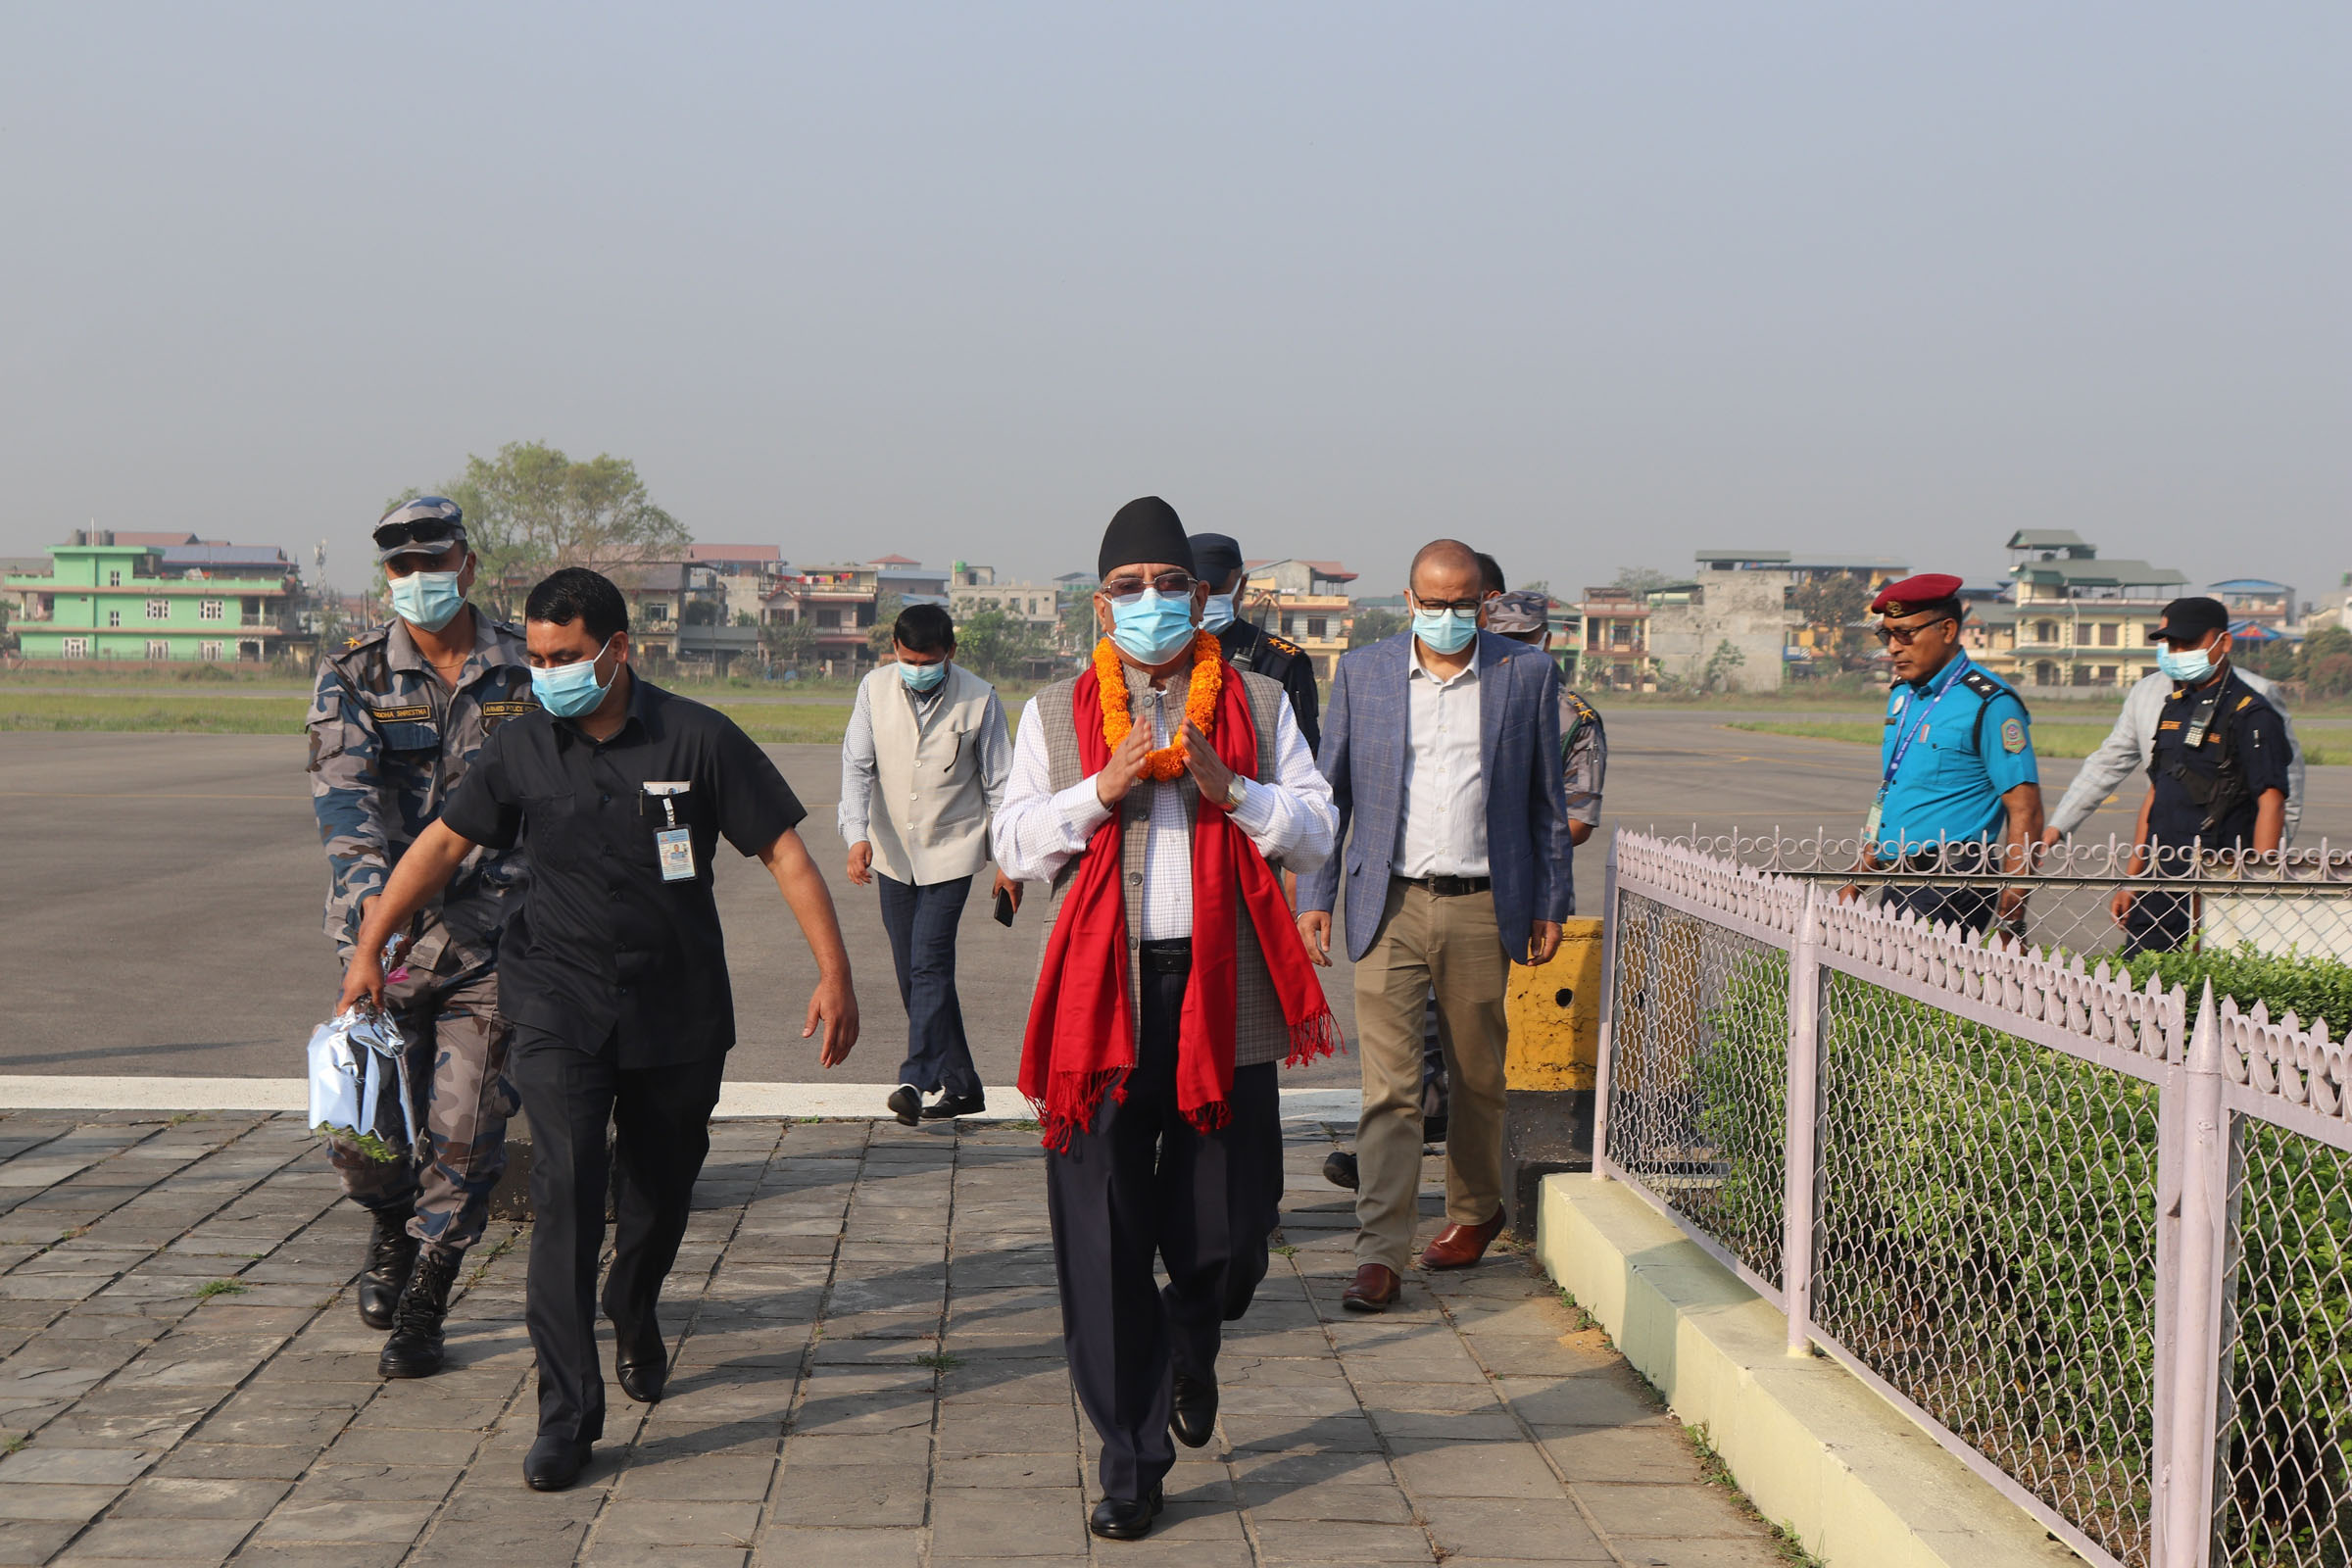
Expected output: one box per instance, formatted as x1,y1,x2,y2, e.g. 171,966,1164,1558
6,531,310,663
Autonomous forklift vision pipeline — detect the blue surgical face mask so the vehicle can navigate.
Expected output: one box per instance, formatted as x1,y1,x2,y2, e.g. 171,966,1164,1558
389,569,466,633
1109,588,1199,664
1411,605,1479,656
1200,593,1237,634
898,658,949,692
2157,644,2215,684
531,637,616,719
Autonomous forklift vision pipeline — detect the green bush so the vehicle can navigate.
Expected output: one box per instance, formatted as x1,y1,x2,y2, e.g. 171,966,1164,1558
1679,943,2352,1564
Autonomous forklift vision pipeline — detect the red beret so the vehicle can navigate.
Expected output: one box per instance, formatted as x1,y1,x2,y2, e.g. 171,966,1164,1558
1870,573,1964,615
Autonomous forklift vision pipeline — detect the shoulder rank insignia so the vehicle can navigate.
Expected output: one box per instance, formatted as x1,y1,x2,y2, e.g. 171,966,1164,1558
344,636,365,649
2236,694,2254,711
1265,632,1303,658
2001,717,2027,754
1959,669,2004,700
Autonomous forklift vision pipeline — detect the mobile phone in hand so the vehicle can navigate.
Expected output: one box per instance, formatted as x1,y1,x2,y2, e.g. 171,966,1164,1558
993,886,1016,927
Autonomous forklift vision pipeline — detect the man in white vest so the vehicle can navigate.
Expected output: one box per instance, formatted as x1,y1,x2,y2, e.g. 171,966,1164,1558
840,603,1017,1125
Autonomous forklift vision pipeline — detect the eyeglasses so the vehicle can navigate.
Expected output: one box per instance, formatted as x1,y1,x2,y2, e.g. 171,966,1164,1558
1101,571,1196,603
373,516,465,553
1412,596,1485,615
1875,616,1954,646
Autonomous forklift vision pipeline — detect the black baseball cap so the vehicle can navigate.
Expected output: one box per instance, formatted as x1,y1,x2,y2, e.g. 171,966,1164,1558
2152,597,2229,645
1188,533,1244,586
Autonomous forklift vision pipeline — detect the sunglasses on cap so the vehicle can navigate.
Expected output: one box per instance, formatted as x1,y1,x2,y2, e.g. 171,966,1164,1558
373,516,465,554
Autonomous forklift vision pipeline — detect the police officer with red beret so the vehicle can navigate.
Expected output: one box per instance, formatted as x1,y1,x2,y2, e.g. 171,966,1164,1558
1851,573,2044,935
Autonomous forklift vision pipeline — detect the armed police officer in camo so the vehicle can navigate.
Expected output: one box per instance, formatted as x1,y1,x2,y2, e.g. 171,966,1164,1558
306,497,536,1380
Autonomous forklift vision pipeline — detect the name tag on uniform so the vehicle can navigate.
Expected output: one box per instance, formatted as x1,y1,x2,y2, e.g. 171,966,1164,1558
643,782,695,882
656,827,695,882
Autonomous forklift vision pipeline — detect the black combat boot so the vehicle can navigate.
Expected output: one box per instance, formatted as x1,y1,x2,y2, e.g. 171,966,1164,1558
377,1247,461,1379
358,1205,419,1331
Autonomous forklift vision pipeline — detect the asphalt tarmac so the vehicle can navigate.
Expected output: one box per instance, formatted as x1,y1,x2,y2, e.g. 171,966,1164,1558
5,714,2346,1090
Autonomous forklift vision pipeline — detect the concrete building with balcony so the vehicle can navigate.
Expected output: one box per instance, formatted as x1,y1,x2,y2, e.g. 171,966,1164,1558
1643,568,1799,694
762,565,880,673
6,531,308,663
1573,587,1654,691
947,572,1060,642
869,556,950,601
2210,578,2293,633
688,544,784,628
2006,531,2185,691
1240,559,1356,682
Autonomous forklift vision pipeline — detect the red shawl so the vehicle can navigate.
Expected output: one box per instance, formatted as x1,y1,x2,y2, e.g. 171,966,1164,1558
1017,656,1341,1151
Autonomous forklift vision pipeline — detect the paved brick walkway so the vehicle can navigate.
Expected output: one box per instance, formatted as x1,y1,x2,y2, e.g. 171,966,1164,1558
0,1109,1785,1567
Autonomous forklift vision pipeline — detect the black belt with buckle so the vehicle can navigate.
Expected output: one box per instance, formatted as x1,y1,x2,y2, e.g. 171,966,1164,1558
1139,938,1193,974
1407,874,1492,897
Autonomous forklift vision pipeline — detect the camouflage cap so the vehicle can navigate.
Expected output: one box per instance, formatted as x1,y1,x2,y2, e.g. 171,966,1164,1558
1484,590,1550,636
374,497,467,565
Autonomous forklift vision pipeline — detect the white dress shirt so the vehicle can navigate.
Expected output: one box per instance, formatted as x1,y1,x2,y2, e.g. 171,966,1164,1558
2046,667,2306,844
1394,640,1488,878
991,667,1337,941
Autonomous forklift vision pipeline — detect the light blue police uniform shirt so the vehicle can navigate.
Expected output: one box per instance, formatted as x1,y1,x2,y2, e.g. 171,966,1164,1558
1876,653,2037,858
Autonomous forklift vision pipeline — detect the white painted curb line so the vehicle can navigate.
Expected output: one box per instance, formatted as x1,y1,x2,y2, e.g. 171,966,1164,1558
0,1076,1361,1124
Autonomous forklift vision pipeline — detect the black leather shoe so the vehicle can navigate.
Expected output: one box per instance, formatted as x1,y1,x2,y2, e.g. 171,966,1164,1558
886,1085,922,1126
358,1205,419,1331
1322,1151,1358,1191
921,1090,986,1120
1088,1482,1164,1541
1170,1373,1217,1448
523,1434,592,1492
614,1314,667,1404
377,1248,460,1379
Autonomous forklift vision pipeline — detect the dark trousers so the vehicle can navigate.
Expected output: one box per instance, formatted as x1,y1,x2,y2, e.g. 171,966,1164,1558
1884,845,1997,938
1045,958,1283,1502
508,1029,726,1444
876,872,981,1099
2123,887,2197,956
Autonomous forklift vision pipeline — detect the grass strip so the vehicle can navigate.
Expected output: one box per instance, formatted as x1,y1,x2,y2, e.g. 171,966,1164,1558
0,692,861,745
1724,719,2349,764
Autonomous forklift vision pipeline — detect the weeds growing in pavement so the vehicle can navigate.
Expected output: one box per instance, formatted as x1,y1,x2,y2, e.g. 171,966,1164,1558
1688,1423,1824,1567
914,1351,963,1372
194,1280,247,1299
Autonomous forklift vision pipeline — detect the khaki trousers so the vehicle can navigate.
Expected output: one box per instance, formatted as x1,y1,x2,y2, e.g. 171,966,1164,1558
1353,878,1509,1272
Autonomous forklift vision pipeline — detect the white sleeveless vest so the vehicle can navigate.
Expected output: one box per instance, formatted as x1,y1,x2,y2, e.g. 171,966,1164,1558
865,662,998,885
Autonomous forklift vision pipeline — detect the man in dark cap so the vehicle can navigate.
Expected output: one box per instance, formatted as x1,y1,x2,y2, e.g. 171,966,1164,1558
1188,531,1322,753
994,497,1340,1541
1853,572,2042,936
2110,596,2289,954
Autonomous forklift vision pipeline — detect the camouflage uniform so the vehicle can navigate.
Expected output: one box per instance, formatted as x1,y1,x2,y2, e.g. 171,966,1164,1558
1559,691,1608,830
308,611,536,1255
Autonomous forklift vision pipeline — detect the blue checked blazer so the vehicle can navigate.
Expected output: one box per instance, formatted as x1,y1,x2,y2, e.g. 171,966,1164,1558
1298,629,1574,963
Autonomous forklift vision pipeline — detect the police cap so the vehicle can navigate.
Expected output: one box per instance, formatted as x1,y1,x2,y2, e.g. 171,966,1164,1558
2152,596,2229,645
375,497,467,564
1484,590,1550,638
1870,573,1965,618
1188,533,1244,587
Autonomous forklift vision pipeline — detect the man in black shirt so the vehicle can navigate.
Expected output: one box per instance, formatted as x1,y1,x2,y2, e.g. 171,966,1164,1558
1189,532,1322,753
2111,596,2290,956
337,567,858,1492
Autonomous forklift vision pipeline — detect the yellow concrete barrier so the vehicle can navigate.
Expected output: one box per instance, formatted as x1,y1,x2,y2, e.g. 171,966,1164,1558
1505,916,1603,1093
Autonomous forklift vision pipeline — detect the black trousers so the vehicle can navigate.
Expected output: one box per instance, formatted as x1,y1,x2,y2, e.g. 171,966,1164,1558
1045,958,1283,1502
876,872,981,1099
508,1028,726,1444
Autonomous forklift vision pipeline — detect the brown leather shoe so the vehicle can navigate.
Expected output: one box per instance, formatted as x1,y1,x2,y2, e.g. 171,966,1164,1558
1341,1263,1401,1313
1421,1209,1507,1270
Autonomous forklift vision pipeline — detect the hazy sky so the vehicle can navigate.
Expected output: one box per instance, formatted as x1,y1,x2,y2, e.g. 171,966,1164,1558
4,4,2344,605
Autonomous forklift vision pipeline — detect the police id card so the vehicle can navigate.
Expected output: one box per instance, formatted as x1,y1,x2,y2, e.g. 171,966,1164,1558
643,782,696,883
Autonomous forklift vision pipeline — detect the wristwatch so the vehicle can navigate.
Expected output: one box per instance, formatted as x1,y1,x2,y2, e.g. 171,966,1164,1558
1224,776,1249,810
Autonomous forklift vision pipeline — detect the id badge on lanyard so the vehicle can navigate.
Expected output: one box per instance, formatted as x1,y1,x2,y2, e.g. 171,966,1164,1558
643,782,695,883
1872,667,1959,847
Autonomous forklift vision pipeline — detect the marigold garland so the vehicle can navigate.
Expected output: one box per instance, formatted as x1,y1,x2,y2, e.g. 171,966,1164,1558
1094,631,1222,780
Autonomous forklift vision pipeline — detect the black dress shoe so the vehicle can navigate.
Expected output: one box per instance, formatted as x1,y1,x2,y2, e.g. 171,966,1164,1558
1088,1482,1165,1541
1170,1373,1217,1448
523,1435,592,1492
358,1205,419,1331
920,1090,986,1120
1322,1151,1358,1191
614,1315,667,1404
886,1085,922,1126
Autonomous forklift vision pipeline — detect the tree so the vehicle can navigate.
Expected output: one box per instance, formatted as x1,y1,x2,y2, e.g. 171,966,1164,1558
2236,637,2297,682
398,441,690,620
866,591,907,660
1613,566,1676,595
2300,624,2352,698
1791,574,1872,668
956,609,1044,677
1349,608,1406,647
1701,638,1746,693
761,616,817,669
1058,592,1099,655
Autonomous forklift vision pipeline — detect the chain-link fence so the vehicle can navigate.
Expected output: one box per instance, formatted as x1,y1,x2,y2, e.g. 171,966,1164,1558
1592,830,2352,1568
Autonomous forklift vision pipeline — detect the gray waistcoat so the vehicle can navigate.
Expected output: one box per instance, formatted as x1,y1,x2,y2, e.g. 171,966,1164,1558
1035,665,1293,1068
